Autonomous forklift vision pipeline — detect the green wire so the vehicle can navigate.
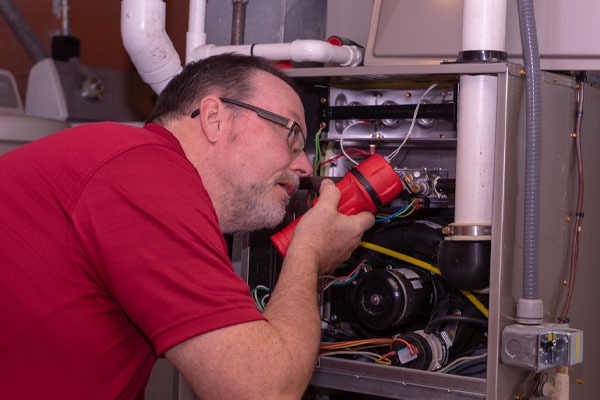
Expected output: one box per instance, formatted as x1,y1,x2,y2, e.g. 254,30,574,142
313,127,323,175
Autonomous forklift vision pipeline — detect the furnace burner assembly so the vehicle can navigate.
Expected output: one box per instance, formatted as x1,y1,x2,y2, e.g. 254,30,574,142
265,81,491,377
318,217,488,377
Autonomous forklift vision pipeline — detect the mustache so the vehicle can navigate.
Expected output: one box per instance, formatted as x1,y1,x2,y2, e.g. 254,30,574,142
275,171,300,191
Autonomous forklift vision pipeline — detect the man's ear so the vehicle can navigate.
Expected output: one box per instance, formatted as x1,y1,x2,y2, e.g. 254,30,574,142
197,96,225,143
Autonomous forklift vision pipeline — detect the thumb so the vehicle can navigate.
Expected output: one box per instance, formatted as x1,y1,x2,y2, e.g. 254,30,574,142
316,179,341,207
353,210,376,231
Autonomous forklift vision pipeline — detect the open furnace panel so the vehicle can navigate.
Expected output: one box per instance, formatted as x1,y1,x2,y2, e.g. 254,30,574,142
241,63,598,399
243,64,503,400
304,82,492,375
299,70,487,400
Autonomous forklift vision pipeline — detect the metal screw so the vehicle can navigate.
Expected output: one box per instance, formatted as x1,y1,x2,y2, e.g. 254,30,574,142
370,294,382,305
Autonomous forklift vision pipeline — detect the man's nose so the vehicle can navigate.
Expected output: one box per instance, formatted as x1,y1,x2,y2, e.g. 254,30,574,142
290,151,313,177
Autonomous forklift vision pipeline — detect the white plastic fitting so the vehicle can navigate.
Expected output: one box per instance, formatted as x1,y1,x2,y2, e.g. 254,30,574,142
542,366,570,400
516,298,544,325
121,0,182,94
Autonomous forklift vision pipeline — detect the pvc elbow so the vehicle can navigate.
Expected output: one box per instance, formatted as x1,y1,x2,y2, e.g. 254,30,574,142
289,40,363,66
121,0,182,94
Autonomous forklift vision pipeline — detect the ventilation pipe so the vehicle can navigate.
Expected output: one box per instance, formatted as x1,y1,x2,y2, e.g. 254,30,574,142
188,40,363,67
121,0,363,94
186,0,207,65
437,0,507,291
184,0,363,66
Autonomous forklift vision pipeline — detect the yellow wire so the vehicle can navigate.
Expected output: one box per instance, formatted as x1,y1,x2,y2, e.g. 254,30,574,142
359,241,489,318
459,290,489,318
359,242,441,275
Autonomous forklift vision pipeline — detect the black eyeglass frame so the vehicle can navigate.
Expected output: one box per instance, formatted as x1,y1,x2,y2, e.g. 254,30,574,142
190,97,306,154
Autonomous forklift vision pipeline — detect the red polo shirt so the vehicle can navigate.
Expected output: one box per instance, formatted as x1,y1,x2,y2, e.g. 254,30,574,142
0,122,264,399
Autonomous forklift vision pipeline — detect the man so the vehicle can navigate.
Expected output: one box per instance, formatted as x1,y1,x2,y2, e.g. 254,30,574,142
0,54,374,399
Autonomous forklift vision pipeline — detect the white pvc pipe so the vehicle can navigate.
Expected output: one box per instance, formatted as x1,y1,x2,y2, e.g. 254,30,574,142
122,0,362,94
462,0,507,51
449,0,507,239
186,0,207,64
453,74,497,228
121,0,182,94
188,40,364,67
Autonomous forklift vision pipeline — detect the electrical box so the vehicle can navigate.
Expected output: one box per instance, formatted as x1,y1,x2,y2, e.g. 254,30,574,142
502,323,584,372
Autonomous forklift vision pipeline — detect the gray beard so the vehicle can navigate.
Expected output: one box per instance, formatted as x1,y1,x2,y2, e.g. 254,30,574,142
219,172,298,234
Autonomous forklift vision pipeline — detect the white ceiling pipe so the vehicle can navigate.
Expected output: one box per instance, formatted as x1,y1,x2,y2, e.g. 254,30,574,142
123,0,362,94
189,39,364,67
121,0,182,94
186,0,207,64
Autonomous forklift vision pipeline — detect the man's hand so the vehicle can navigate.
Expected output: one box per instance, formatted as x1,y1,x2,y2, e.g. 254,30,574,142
288,179,375,276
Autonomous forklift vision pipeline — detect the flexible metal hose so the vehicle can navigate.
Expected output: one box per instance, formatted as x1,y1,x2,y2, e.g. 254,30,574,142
517,0,542,301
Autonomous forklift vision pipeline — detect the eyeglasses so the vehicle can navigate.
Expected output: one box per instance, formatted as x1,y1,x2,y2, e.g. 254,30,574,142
190,97,306,155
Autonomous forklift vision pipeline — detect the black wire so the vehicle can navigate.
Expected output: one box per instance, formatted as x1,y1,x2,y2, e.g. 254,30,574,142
320,324,355,341
424,315,488,334
448,365,487,377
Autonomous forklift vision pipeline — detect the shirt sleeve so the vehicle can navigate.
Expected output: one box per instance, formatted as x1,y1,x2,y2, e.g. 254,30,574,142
71,144,266,355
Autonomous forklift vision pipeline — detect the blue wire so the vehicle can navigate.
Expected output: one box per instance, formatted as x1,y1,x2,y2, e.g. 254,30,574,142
375,201,415,222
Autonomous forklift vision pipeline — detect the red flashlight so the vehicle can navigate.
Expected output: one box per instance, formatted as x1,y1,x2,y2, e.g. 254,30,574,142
271,153,404,257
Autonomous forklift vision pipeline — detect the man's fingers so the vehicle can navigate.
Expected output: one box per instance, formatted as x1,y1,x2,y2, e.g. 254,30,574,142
354,210,376,231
